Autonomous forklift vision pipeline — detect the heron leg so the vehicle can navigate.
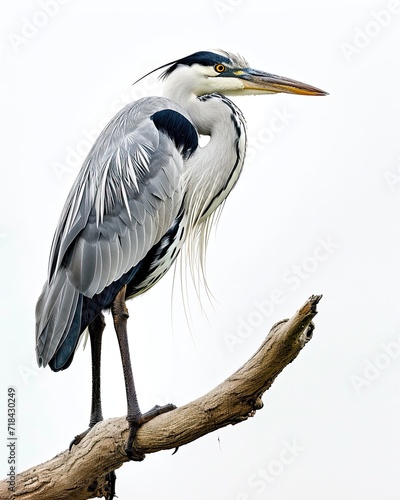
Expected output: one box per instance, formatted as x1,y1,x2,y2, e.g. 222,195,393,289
69,313,105,450
88,313,105,427
112,285,143,460
69,313,118,499
112,285,176,461
88,314,119,500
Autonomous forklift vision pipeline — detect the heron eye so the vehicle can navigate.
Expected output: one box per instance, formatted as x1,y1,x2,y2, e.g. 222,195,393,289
214,64,226,73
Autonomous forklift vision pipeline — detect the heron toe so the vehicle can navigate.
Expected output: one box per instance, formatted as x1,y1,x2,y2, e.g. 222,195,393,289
69,427,92,451
125,403,177,461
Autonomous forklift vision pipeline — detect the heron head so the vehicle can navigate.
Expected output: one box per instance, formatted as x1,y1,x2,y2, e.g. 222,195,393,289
142,50,327,98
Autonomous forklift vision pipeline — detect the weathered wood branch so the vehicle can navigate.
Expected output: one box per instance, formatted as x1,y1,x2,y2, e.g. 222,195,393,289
1,294,322,500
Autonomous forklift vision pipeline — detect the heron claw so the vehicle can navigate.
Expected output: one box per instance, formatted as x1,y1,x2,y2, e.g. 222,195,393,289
69,428,91,451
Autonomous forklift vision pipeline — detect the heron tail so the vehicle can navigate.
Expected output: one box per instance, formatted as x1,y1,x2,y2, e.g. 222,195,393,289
35,270,83,372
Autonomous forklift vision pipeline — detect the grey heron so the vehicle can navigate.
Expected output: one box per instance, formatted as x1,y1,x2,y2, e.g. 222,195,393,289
35,50,327,464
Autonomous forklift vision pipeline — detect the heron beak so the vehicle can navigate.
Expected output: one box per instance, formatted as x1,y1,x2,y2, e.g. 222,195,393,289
238,68,328,96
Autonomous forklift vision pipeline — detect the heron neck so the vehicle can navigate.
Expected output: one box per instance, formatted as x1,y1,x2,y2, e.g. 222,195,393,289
178,93,247,223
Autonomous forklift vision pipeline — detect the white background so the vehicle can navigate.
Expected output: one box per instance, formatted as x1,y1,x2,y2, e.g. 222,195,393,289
1,1,400,499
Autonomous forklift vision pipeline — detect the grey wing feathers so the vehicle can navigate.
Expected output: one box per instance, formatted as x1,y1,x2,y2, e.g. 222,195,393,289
36,97,192,366
49,97,186,298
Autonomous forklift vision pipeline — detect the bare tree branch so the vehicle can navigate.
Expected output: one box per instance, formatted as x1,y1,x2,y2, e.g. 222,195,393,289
1,294,322,500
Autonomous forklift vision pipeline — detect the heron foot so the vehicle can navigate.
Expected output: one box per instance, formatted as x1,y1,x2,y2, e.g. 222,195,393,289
69,427,93,451
125,403,177,461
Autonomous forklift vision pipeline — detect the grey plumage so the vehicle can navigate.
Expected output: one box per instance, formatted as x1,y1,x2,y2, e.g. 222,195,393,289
36,98,191,367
